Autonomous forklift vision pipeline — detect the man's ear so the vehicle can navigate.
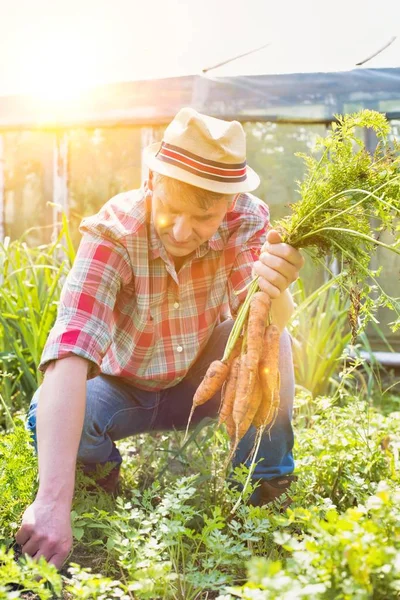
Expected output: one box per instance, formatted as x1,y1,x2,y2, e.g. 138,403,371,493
148,170,154,192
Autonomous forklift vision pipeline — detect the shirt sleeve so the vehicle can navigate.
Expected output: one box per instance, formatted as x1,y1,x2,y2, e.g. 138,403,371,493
39,233,133,379
227,204,270,316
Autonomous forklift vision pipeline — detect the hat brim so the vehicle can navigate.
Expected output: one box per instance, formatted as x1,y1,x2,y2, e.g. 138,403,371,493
143,142,260,194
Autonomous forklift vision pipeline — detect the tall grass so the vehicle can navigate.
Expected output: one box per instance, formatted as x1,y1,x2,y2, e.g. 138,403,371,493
289,277,352,398
0,215,75,427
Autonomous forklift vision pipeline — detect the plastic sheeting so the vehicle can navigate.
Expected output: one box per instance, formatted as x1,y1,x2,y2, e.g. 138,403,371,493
196,68,400,121
0,68,399,129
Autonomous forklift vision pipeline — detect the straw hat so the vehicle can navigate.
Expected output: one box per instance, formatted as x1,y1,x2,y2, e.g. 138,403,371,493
143,107,260,194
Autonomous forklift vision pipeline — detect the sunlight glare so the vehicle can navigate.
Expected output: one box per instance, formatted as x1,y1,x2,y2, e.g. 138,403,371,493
157,216,169,228
16,26,103,103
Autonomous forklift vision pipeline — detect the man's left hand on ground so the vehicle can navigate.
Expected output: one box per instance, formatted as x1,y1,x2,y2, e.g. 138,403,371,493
253,229,305,298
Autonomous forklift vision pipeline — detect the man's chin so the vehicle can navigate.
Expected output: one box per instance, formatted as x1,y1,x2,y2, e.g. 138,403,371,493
163,236,197,257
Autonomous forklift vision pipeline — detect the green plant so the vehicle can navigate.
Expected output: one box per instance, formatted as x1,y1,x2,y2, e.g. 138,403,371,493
65,563,130,599
0,215,74,425
0,547,62,599
0,423,38,547
293,395,399,508
1,388,398,598
280,110,400,336
289,276,352,397
219,483,400,600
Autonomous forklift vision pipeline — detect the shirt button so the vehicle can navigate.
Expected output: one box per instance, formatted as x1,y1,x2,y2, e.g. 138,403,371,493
176,345,183,353
173,302,180,309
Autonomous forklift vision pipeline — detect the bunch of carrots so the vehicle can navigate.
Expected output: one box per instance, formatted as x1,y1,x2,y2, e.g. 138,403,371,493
185,109,400,470
186,283,281,462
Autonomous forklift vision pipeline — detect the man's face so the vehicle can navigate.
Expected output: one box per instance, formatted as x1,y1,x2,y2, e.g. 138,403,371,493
151,179,233,258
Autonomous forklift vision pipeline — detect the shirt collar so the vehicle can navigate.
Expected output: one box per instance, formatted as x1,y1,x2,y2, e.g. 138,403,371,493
144,185,163,261
149,218,162,261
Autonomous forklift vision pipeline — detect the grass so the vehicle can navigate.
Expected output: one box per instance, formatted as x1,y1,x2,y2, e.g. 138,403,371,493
1,378,399,599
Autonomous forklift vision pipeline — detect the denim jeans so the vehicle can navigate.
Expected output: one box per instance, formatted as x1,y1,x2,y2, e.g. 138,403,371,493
27,320,295,499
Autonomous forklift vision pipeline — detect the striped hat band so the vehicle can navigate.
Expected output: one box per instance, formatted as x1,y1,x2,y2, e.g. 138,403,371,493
155,142,247,184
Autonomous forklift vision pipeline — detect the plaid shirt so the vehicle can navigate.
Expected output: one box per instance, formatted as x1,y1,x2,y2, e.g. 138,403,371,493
39,186,269,390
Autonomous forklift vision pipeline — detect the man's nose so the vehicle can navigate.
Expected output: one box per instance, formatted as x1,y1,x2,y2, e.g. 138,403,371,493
172,216,192,242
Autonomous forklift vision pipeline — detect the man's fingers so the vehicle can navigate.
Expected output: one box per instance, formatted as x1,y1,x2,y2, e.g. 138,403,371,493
15,525,32,547
257,276,281,299
263,241,305,269
254,261,288,292
21,537,41,557
33,549,67,570
259,253,299,283
48,551,70,570
266,229,282,245
26,538,71,570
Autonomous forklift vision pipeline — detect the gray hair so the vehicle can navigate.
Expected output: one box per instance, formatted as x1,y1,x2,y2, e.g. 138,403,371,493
152,171,233,210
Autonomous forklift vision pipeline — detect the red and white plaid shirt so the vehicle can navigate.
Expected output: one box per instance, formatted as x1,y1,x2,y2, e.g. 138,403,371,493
39,185,269,390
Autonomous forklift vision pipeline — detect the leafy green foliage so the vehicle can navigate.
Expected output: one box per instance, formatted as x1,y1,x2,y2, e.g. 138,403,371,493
0,423,38,547
293,395,399,508
0,392,399,598
219,483,400,600
0,220,74,427
277,110,400,337
289,276,352,397
65,563,130,599
0,547,62,599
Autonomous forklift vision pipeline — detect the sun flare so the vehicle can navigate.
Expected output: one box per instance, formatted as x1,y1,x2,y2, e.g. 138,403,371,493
16,25,104,103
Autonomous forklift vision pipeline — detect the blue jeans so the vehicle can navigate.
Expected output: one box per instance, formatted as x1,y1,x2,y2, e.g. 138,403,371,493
27,320,295,498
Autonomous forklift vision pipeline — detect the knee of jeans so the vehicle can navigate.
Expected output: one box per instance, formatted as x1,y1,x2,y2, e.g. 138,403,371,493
76,387,108,462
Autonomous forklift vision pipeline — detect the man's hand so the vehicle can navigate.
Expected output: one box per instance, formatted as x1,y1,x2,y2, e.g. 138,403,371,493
15,499,73,569
253,229,305,298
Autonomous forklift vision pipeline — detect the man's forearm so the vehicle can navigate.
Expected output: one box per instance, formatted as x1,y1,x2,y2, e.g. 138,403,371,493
270,288,294,332
35,356,88,508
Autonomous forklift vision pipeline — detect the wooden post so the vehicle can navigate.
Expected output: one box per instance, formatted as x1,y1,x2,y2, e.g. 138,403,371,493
52,131,69,242
0,134,4,243
141,127,156,184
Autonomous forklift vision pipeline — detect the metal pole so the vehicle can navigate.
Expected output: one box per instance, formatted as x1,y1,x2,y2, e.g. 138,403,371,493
52,131,69,242
0,134,4,242
141,127,157,184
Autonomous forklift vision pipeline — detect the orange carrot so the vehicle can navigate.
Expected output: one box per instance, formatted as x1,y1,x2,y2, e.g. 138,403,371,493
230,336,243,361
225,413,236,441
232,355,255,425
259,324,280,390
219,356,240,426
246,291,271,370
232,353,256,442
253,325,281,429
236,378,263,441
253,372,280,429
224,356,260,466
193,359,230,407
184,359,230,440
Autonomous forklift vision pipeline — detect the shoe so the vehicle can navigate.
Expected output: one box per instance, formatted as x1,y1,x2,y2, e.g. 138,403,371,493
82,463,121,495
257,475,297,510
96,463,121,495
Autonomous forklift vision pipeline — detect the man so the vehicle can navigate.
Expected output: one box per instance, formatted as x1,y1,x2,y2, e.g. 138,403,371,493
16,108,304,568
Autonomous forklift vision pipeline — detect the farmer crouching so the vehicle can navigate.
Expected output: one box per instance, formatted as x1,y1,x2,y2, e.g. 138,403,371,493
17,108,305,568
